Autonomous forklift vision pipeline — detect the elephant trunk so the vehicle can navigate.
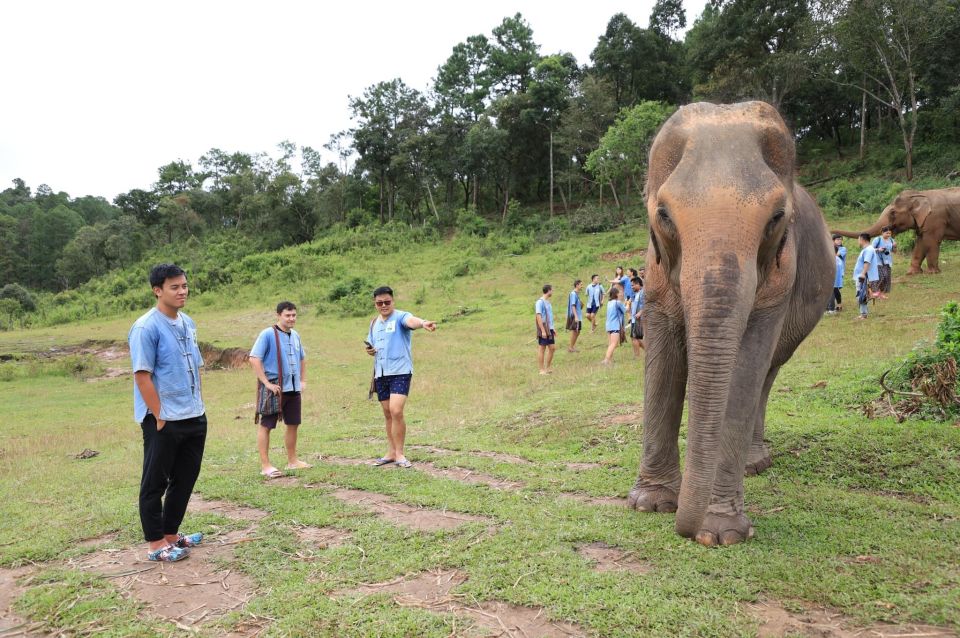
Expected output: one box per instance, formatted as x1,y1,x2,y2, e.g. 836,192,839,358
830,213,888,239
674,253,755,538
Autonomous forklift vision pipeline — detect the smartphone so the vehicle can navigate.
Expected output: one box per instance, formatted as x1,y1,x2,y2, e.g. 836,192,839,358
363,340,373,348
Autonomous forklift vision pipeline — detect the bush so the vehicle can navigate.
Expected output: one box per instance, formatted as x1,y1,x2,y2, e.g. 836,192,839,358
0,283,37,312
455,208,490,237
568,204,623,233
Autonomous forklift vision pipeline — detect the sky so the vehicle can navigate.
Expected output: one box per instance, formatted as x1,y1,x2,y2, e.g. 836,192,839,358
0,1,708,202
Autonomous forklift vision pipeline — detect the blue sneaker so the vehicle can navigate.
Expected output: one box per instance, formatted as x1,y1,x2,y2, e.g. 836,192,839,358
147,544,189,562
175,532,203,548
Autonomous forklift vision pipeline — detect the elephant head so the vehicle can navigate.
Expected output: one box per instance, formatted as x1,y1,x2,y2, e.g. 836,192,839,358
645,102,798,538
832,190,930,239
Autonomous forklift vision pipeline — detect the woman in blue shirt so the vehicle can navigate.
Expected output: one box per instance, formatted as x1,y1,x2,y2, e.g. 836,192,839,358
602,286,626,364
567,279,583,352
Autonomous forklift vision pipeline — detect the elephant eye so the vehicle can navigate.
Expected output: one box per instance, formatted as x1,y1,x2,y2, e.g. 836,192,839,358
764,209,785,240
656,205,676,237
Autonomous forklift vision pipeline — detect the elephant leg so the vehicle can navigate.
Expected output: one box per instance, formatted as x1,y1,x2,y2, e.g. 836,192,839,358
908,240,926,275
629,310,687,513
693,315,782,547
744,365,779,476
925,235,943,274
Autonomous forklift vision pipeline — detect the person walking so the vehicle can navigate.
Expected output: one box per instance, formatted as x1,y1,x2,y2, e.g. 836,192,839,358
250,301,310,479
602,286,626,365
584,275,604,333
566,280,583,353
872,226,895,298
854,233,881,320
609,266,630,296
128,264,207,562
629,276,645,357
832,234,847,311
535,284,556,374
826,245,844,314
365,286,436,468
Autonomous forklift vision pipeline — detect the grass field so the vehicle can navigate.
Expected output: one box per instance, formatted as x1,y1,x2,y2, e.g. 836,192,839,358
1,218,958,637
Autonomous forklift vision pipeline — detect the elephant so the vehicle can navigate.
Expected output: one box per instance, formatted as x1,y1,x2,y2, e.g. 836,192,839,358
832,188,960,274
628,102,834,547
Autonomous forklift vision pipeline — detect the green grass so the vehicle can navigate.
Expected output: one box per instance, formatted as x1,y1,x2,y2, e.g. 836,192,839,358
1,219,959,637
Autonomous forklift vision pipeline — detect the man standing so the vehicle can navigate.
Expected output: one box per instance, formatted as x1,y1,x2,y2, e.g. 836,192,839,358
535,284,556,375
872,226,896,298
854,232,881,319
250,301,310,478
365,286,436,468
629,276,645,357
567,279,583,353
584,275,604,333
129,264,206,562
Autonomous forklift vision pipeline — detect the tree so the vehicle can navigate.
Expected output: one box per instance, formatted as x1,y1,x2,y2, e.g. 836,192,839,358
650,0,687,38
26,204,84,289
488,14,540,96
114,189,161,226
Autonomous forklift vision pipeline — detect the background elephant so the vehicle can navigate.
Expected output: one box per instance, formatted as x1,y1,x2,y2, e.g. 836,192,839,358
628,102,834,547
832,188,960,274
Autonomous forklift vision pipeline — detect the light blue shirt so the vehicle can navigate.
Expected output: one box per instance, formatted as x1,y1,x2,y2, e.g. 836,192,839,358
854,245,880,283
567,290,582,318
630,289,645,323
586,283,604,307
837,245,847,265
605,300,625,332
834,255,844,289
872,236,894,266
129,308,205,423
250,327,306,392
535,298,555,331
368,310,414,378
619,275,631,292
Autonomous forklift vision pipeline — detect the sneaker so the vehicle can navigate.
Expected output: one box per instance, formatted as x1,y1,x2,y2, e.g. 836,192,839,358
147,544,189,562
175,532,203,548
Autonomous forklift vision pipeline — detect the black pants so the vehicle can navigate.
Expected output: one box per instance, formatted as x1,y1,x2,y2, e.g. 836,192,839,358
139,413,207,542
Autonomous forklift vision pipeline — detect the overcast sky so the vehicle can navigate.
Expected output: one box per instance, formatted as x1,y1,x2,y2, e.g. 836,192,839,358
0,1,707,202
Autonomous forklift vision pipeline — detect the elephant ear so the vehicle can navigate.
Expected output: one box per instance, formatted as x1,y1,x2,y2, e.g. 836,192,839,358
911,196,933,231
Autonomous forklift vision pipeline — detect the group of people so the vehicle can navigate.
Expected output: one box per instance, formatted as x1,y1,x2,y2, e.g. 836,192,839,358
829,228,896,320
535,266,646,374
129,264,435,562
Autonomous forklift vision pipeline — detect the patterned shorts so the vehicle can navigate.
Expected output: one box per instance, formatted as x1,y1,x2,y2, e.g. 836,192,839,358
374,374,412,402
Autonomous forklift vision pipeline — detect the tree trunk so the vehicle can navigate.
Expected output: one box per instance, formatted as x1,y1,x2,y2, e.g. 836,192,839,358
472,175,479,211
859,84,867,162
558,183,569,212
501,183,510,225
609,180,621,210
548,130,554,218
424,181,439,221
379,171,385,224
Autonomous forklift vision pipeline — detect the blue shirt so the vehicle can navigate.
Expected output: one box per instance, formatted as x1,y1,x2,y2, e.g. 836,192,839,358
872,237,894,266
620,275,631,292
250,327,306,392
586,283,604,307
368,310,414,378
837,245,847,265
834,255,844,289
854,245,880,283
567,290,582,318
630,289,645,323
129,308,205,423
605,300,626,332
535,298,555,331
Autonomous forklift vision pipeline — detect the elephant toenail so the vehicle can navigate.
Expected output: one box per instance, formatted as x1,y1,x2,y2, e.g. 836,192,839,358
695,531,718,547
719,530,743,545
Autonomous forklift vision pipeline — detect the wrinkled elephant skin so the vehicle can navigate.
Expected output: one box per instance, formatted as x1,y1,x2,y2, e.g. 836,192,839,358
628,102,834,546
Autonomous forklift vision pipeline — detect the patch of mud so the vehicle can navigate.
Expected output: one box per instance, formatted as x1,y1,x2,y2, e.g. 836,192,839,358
559,493,629,508
262,475,301,487
191,496,270,522
565,462,603,471
336,569,586,637
0,566,45,637
746,600,957,637
577,542,650,574
78,531,120,548
600,248,646,261
326,488,492,532
69,530,256,630
198,343,249,369
295,526,351,549
407,445,532,465
321,456,526,491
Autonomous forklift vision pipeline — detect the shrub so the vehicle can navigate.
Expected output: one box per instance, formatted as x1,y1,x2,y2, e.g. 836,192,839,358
455,208,490,237
0,283,37,312
568,204,622,233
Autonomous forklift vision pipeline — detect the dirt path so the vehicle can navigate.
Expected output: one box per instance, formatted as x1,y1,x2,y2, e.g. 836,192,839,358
747,600,957,637
0,566,45,637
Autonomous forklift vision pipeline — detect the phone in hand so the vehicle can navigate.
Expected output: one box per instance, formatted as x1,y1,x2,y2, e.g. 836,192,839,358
363,340,374,349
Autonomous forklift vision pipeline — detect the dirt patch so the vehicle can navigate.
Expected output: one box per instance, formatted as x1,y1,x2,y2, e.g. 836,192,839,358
262,475,301,487
295,526,351,550
560,493,629,508
0,566,45,637
336,568,586,637
577,542,650,574
69,530,256,630
325,487,492,532
321,456,526,491
78,531,120,548
565,462,603,471
198,343,250,369
746,600,957,637
191,496,270,522
600,248,646,262
407,445,532,465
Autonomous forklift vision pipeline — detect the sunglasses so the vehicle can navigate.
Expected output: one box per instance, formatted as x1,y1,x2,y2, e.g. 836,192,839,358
374,300,392,307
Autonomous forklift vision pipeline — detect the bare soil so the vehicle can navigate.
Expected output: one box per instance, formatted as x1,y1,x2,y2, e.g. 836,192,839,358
747,600,957,637
0,566,45,637
576,542,651,574
321,456,525,491
318,486,493,532
295,525,352,550
406,445,532,465
565,462,603,471
335,568,586,637
559,493,629,508
191,496,270,522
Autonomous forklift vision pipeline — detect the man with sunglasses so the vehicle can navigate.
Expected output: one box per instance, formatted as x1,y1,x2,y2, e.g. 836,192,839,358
364,286,436,468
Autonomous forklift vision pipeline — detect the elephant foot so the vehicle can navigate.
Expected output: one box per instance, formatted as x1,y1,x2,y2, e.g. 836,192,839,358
693,512,755,547
906,268,922,275
927,268,941,274
628,481,678,513
744,443,772,476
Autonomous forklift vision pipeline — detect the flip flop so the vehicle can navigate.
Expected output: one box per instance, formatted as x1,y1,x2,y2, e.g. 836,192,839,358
175,532,203,548
372,457,395,466
285,461,313,470
395,459,413,468
260,467,283,478
147,544,189,562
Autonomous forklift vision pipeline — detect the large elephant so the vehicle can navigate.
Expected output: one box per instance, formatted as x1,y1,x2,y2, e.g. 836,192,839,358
832,188,960,274
628,102,834,547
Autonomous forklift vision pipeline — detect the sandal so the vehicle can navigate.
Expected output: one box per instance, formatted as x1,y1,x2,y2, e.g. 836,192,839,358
395,459,413,469
260,467,284,478
147,544,189,562
372,457,395,466
175,532,203,548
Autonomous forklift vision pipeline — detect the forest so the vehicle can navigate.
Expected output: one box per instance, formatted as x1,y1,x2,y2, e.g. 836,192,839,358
1,0,959,307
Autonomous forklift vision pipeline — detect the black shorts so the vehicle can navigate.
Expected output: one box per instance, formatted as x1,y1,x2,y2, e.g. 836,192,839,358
631,321,644,340
259,392,302,429
538,330,556,346
586,304,599,315
375,374,412,402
